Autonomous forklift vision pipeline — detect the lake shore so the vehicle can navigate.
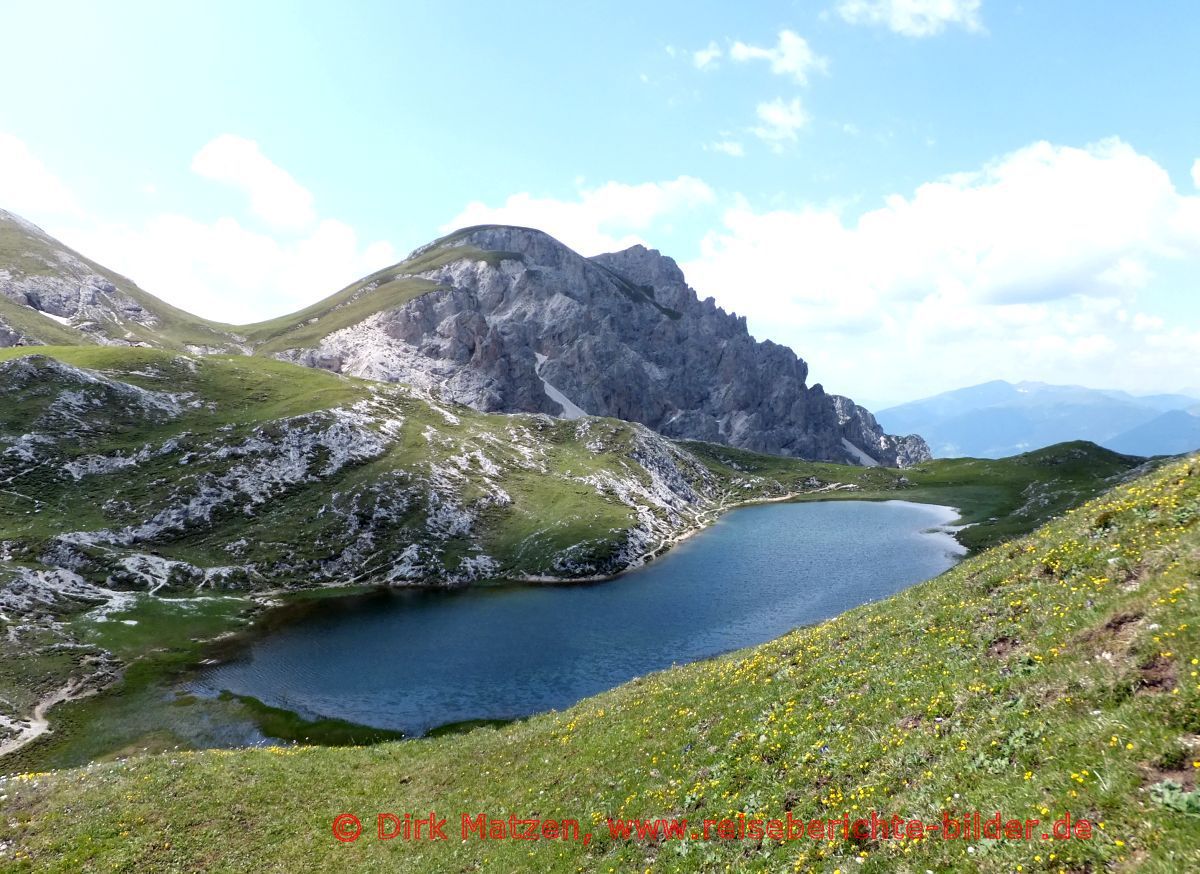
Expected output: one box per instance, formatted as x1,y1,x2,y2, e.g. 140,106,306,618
188,499,966,739
1,488,967,768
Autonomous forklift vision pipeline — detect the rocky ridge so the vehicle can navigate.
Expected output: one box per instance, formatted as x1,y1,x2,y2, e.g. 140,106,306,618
0,207,928,466
281,226,930,467
0,350,871,622
0,209,241,351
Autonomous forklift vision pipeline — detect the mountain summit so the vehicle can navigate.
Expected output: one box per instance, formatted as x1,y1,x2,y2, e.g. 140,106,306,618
0,212,929,466
279,225,929,466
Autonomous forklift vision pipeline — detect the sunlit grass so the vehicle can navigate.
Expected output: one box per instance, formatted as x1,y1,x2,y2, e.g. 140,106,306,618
3,455,1197,872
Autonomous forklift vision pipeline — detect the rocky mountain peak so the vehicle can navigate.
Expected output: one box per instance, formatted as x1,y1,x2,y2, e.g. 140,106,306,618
283,224,931,467
0,209,930,467
591,244,687,290
415,224,577,268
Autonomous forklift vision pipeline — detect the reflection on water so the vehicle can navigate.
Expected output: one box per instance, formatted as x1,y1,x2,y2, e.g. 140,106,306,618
192,500,963,735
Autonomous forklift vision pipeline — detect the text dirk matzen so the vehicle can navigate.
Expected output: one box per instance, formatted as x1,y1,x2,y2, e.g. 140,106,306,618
332,810,1098,846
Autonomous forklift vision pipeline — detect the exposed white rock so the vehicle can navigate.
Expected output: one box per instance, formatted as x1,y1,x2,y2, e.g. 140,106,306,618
841,438,880,468
273,226,930,466
534,353,588,419
2,354,877,603
0,566,125,616
65,446,154,480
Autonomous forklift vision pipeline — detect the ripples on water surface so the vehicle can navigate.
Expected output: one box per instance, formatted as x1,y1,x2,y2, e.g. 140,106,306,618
193,500,964,735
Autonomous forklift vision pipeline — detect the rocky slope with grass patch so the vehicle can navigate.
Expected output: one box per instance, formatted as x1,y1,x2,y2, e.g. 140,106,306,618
0,210,242,352
2,450,1195,871
258,225,931,467
0,347,1142,610
0,345,925,762
0,348,839,606
0,209,928,467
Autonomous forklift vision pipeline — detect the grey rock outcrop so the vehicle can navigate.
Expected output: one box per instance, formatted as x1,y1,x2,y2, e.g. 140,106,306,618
285,225,929,467
0,208,243,351
0,321,22,347
0,209,158,346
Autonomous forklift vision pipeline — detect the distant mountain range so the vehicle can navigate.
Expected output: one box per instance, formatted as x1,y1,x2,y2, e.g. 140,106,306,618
0,208,927,466
876,380,1200,458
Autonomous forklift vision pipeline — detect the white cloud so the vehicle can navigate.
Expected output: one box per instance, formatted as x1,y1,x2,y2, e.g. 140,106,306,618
64,215,394,324
751,98,809,148
693,41,722,70
729,30,828,84
683,137,1200,403
191,134,317,232
836,0,984,37
693,30,823,155
1131,312,1165,332
0,132,83,217
1,131,393,323
442,177,715,255
1096,257,1152,291
695,137,1198,310
706,141,746,158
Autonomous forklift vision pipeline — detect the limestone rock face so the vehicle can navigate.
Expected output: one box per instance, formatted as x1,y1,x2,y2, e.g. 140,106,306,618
0,210,160,346
0,208,243,351
282,225,930,466
0,322,22,347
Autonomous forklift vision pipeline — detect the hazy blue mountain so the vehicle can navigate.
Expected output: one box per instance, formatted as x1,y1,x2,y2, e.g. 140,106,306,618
1106,407,1200,456
1094,389,1200,412
877,381,1200,458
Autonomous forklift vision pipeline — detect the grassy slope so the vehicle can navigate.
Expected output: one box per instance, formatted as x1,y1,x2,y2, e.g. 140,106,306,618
0,346,915,772
0,347,365,548
0,295,96,347
0,217,239,350
0,344,362,416
683,439,1147,552
235,243,522,356
2,457,1196,872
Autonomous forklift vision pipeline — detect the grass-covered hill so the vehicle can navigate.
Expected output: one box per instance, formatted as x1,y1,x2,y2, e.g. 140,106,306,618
0,346,1147,770
683,438,1147,552
2,451,1196,871
0,212,530,359
0,210,240,351
230,227,524,357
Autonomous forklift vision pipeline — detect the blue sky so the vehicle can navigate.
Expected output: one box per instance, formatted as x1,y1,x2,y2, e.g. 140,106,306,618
2,0,1198,406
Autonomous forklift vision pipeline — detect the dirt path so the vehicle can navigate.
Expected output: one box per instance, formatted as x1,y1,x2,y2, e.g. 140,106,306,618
0,681,97,760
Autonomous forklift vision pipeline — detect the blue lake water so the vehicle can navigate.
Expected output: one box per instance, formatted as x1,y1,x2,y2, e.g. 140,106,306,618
191,500,964,736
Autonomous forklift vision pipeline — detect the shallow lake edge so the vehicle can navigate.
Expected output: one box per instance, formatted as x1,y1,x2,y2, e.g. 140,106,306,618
1,495,964,769
186,498,964,746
